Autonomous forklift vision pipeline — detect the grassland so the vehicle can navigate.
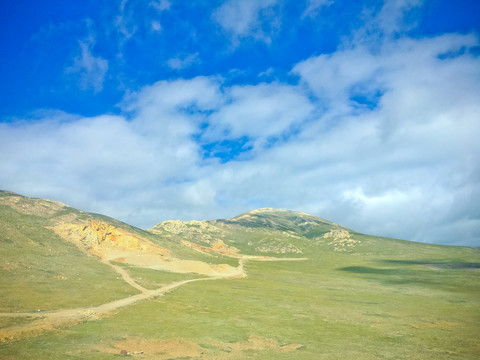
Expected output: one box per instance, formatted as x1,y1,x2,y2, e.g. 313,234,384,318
0,192,479,359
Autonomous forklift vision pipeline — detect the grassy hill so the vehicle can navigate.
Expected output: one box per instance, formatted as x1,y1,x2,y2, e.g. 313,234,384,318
0,190,479,359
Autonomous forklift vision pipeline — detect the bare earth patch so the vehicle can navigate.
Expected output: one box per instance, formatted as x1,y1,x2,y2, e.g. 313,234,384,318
0,217,303,342
50,221,241,277
97,335,302,358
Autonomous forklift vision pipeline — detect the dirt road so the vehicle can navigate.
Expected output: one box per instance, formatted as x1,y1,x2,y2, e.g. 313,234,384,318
0,256,301,342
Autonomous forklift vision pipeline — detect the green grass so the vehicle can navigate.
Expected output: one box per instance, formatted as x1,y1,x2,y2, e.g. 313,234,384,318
113,263,206,290
2,245,479,359
0,205,137,311
0,193,479,359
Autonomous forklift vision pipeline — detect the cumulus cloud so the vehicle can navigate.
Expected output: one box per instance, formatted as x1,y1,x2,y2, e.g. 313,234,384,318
213,0,280,45
0,78,220,224
1,2,479,246
205,82,314,141
287,32,480,245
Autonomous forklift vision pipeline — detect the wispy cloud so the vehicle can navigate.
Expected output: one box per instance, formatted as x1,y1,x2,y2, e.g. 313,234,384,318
374,0,423,35
114,0,171,44
302,0,334,18
167,53,200,70
65,37,108,93
150,0,171,12
350,0,424,45
115,0,138,41
213,0,280,45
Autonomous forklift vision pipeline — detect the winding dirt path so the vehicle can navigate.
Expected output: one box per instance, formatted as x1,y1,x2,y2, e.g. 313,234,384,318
0,255,302,342
102,259,150,294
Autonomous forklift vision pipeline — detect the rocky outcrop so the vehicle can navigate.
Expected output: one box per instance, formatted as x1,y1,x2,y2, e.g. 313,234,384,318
322,230,351,239
322,230,359,252
0,195,66,217
50,221,241,277
50,220,170,256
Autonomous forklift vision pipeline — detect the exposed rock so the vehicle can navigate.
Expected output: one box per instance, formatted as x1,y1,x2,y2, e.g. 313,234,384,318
50,221,242,277
0,195,66,217
322,230,351,239
322,230,359,252
150,220,228,246
50,220,170,256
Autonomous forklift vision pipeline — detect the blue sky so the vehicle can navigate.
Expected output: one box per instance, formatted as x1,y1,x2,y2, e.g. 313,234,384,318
1,0,479,246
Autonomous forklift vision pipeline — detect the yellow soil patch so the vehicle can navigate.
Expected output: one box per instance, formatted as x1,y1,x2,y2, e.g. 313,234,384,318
99,338,205,358
50,221,242,277
224,335,303,352
51,220,170,256
98,335,302,358
109,252,244,278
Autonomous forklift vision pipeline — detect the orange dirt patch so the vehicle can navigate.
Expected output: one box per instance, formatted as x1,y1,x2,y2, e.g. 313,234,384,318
50,220,171,256
99,338,205,358
98,336,302,358
224,335,303,352
50,221,242,277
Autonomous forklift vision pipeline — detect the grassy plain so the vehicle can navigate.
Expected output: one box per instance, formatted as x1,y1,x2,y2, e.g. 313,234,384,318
0,193,479,359
2,244,479,359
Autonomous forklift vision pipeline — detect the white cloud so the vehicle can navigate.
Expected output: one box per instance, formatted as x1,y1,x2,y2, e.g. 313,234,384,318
205,82,314,142
302,0,334,18
213,0,280,45
0,78,221,224
167,53,199,70
65,38,108,93
151,20,162,32
348,0,424,46
150,0,171,12
115,0,172,43
115,0,138,41
375,0,423,35
2,20,480,246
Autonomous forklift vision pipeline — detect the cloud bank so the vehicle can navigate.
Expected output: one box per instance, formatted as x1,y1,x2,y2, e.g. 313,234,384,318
1,0,479,246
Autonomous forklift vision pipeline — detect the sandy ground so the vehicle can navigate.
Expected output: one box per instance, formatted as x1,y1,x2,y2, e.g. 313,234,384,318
96,335,303,359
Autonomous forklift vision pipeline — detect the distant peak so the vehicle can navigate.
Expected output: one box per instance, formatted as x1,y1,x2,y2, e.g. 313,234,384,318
237,208,317,218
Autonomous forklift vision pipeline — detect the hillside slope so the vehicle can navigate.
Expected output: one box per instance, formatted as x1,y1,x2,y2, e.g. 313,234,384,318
1,191,479,359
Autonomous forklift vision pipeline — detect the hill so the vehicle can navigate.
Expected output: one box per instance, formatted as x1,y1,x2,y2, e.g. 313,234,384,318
0,190,479,359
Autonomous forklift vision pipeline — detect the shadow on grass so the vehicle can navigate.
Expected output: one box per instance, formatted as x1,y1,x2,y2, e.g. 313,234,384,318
338,266,403,275
337,262,479,289
380,260,480,269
